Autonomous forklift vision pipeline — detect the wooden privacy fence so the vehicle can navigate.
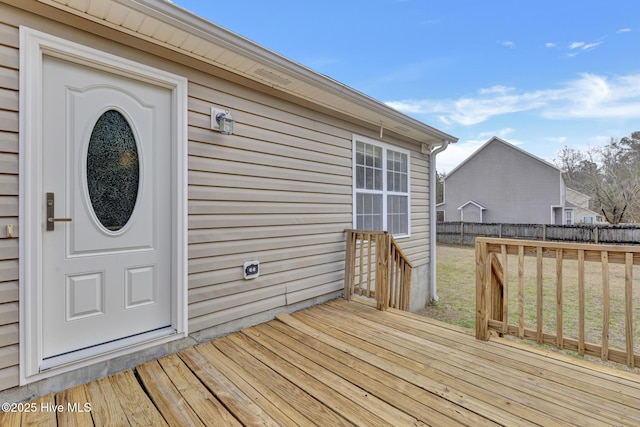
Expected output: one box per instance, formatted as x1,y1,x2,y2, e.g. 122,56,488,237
439,221,640,246
344,230,412,311
476,237,640,368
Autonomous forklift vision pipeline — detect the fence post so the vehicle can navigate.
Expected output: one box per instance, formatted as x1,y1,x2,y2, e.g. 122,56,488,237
460,222,464,245
594,227,599,244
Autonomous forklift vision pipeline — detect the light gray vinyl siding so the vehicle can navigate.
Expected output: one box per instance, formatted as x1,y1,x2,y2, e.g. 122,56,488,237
443,139,561,224
0,2,433,392
185,75,430,332
0,18,19,391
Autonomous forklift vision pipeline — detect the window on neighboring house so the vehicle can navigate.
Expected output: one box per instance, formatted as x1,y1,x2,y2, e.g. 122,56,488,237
565,210,574,225
583,216,594,224
353,136,410,237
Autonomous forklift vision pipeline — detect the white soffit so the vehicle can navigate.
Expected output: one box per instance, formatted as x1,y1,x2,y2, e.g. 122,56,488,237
37,0,456,146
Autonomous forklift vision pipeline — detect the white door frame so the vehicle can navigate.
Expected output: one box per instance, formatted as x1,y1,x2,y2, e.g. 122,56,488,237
19,27,188,384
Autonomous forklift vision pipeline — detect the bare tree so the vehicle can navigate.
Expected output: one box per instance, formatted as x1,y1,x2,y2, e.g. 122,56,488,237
556,132,640,224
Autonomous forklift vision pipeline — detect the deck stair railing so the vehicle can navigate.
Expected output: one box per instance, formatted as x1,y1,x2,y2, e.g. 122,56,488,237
343,229,412,311
476,237,640,369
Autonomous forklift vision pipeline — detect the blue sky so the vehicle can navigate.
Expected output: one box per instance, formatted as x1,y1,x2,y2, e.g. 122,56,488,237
172,0,640,172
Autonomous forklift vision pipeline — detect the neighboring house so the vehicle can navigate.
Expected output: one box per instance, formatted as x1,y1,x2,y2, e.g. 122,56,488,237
565,187,606,224
0,0,456,399
437,137,601,224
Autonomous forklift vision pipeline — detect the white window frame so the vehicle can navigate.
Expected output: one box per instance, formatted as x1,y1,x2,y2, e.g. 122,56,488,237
352,135,411,238
565,209,574,225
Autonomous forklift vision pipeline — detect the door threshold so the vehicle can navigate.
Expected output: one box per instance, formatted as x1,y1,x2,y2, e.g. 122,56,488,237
39,326,176,372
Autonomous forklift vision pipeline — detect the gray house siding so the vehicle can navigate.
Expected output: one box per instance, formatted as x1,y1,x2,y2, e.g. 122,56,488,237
0,0,456,396
441,137,563,224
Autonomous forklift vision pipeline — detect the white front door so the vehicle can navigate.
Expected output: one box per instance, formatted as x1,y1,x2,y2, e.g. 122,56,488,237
40,55,174,363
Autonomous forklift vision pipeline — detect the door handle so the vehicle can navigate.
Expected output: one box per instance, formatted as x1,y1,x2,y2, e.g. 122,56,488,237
46,192,72,231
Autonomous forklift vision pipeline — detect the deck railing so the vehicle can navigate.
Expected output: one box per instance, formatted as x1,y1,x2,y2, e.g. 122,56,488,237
344,230,412,311
476,237,640,368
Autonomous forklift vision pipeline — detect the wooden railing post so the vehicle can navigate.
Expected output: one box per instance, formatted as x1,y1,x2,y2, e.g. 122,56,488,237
344,229,355,301
344,229,413,312
476,240,489,340
376,233,390,310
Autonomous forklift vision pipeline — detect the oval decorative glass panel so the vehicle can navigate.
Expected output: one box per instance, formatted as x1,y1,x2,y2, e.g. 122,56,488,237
86,110,140,231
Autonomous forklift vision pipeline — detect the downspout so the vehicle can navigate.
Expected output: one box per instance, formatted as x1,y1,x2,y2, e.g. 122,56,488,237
429,140,451,302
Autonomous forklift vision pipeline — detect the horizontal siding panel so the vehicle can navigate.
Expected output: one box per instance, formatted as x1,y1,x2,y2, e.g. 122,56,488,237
286,281,343,305
0,323,17,347
0,259,17,282
0,174,18,195
188,295,286,333
188,171,351,196
189,200,350,216
189,213,350,231
0,365,18,392
285,270,344,294
0,302,17,326
0,131,18,153
189,256,344,292
0,153,20,176
188,156,350,187
189,284,286,318
0,22,18,47
187,100,351,155
189,262,344,302
0,88,17,111
0,196,17,217
188,223,348,245
189,242,344,275
189,138,349,177
188,232,344,260
0,45,17,70
0,110,18,133
0,67,18,92
189,185,350,205
0,281,17,304
0,345,18,370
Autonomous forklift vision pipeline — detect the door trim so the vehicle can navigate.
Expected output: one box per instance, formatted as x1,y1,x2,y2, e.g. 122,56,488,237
19,27,188,384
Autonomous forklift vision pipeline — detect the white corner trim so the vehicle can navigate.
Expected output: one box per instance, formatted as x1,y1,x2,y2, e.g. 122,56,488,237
19,26,188,384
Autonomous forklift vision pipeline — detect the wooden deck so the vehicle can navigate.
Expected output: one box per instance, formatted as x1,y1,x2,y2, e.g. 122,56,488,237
3,300,640,426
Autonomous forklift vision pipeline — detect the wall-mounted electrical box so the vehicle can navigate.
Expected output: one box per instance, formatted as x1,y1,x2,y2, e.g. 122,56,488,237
243,261,260,280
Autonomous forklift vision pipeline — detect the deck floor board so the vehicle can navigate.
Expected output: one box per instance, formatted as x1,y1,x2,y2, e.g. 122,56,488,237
4,299,640,426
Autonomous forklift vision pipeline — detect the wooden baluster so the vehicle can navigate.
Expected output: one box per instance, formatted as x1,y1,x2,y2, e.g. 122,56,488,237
578,249,585,356
518,245,525,340
556,248,563,349
601,250,610,361
501,244,509,336
625,252,634,367
536,246,543,344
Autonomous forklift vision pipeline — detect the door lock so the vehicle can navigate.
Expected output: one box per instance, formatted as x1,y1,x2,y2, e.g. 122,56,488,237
46,192,72,231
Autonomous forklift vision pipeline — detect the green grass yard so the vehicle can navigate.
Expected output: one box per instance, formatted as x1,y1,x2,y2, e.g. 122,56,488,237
419,243,640,373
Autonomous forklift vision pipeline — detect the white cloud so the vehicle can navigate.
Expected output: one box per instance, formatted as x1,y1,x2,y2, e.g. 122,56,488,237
386,72,640,126
545,136,567,144
499,40,515,48
617,28,632,33
545,42,556,48
569,41,585,49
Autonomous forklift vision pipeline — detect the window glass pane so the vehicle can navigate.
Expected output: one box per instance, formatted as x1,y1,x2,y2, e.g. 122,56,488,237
87,110,139,231
356,193,383,230
387,195,408,235
356,165,364,188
